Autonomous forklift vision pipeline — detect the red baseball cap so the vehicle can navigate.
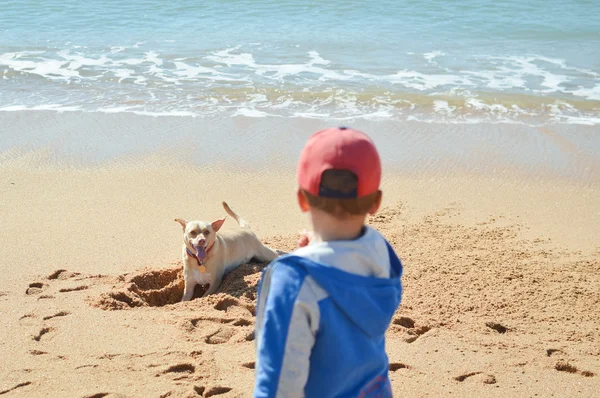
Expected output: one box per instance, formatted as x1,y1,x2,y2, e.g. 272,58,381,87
297,127,381,198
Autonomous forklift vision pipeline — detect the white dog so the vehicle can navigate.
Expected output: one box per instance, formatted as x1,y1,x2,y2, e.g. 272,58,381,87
175,202,280,301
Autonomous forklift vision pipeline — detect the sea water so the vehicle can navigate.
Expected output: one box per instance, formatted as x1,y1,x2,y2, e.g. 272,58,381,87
1,0,599,125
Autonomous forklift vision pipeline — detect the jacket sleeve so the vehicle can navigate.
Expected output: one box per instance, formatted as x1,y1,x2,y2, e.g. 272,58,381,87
254,261,320,398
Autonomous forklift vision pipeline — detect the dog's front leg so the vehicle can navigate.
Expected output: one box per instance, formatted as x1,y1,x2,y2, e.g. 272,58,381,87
202,271,224,297
181,276,196,302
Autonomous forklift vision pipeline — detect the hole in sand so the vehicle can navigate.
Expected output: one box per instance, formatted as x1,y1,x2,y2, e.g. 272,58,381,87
581,371,595,377
193,386,206,396
130,269,180,291
245,331,255,341
242,362,255,369
83,394,109,398
92,268,184,310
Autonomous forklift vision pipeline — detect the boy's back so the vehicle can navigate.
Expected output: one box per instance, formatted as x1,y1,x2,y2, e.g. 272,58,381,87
254,127,403,398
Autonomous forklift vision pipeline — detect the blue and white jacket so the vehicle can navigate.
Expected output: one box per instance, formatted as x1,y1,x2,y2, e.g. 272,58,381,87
254,226,403,398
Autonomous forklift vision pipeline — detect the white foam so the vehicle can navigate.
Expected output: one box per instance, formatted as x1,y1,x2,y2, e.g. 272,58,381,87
0,52,80,80
308,51,331,65
465,98,508,114
387,70,473,90
571,85,600,101
0,104,81,112
205,47,256,67
465,68,526,90
423,51,444,63
433,100,455,115
206,47,353,82
232,108,274,118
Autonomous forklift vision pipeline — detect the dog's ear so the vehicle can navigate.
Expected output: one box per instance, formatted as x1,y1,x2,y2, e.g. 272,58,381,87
174,218,187,230
211,217,226,233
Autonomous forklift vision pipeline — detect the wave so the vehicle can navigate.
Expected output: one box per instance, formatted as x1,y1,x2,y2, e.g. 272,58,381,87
1,46,599,124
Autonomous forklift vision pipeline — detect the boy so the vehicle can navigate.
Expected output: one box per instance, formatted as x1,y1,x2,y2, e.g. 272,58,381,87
254,127,403,398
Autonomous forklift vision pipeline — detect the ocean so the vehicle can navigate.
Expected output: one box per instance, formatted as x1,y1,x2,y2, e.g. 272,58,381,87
1,0,599,125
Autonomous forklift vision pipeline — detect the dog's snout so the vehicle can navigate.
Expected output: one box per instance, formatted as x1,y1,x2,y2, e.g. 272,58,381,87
198,238,206,246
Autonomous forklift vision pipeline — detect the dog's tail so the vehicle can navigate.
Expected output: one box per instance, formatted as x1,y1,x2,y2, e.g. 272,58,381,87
222,202,251,229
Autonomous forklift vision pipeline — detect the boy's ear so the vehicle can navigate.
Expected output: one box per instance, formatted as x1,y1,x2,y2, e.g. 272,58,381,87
297,190,311,213
174,218,187,230
211,217,226,232
368,191,383,215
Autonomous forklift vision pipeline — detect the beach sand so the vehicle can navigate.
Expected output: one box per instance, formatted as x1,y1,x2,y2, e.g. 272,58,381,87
1,113,599,397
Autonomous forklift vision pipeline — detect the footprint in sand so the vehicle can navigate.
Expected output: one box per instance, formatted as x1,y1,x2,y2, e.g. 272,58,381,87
42,311,70,320
404,326,431,343
58,285,88,293
454,372,481,382
392,317,433,343
188,385,233,397
393,316,415,328
485,321,508,334
453,372,497,384
204,386,233,397
32,327,54,342
185,312,254,345
242,362,255,369
555,361,595,377
213,296,254,316
47,269,81,280
25,282,47,295
389,362,411,372
159,363,196,381
0,382,33,395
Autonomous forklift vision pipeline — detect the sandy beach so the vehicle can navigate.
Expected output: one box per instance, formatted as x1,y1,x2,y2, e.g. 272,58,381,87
1,112,599,397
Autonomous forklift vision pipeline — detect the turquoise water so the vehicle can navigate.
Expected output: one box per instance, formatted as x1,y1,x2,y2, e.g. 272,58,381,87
1,0,599,124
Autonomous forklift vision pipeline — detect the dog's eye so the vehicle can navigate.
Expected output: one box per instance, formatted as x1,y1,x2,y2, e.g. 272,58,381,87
189,231,197,237
202,230,210,236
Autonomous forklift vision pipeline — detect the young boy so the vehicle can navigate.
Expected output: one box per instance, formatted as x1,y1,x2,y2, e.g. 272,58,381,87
254,127,403,398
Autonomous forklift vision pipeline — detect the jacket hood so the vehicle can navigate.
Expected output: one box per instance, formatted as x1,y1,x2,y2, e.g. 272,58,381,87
286,246,402,337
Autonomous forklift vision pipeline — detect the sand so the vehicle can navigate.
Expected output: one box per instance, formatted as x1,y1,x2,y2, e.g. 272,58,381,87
1,114,599,397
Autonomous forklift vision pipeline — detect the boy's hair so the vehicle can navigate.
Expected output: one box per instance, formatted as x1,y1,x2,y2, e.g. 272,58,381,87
297,127,382,218
301,169,381,217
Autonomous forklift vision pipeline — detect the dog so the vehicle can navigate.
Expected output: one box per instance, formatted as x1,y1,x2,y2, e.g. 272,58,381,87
175,201,280,301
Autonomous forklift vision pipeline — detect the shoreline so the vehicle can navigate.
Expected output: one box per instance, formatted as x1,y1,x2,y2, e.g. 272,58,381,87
2,111,599,184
